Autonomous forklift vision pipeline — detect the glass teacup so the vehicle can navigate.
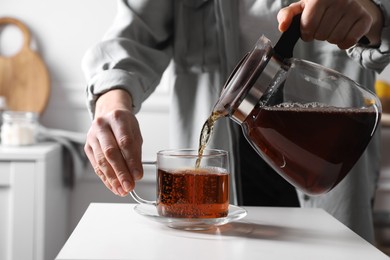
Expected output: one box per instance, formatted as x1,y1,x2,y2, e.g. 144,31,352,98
131,149,230,218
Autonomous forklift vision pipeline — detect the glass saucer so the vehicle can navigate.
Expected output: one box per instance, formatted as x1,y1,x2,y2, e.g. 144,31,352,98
134,204,247,230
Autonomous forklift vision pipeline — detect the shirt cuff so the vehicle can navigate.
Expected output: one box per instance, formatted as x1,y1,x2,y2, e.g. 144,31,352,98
86,69,146,118
372,0,390,27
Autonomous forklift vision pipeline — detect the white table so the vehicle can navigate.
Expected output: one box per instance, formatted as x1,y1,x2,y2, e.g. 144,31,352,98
56,203,388,260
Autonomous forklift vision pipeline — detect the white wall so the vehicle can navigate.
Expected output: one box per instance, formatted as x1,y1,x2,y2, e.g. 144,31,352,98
1,0,171,132
1,0,170,233
2,0,115,133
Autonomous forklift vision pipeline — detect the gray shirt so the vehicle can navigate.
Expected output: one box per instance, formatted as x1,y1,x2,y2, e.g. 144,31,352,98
82,0,390,243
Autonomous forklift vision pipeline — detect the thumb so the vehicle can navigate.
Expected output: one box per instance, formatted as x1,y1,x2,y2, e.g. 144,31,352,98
277,2,304,32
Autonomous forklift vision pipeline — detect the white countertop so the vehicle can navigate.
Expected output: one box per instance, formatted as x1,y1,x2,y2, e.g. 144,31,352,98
0,142,61,160
56,203,388,260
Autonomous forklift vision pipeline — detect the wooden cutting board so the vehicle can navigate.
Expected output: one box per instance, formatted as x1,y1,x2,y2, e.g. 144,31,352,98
0,17,50,114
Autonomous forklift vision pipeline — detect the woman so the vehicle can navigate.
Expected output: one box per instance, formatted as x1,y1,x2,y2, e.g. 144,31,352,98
82,0,389,243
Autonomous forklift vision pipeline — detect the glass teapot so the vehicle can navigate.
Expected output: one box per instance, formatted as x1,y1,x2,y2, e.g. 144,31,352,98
212,16,382,195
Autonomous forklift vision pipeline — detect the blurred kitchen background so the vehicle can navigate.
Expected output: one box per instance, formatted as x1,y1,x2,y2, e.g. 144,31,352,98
0,0,390,259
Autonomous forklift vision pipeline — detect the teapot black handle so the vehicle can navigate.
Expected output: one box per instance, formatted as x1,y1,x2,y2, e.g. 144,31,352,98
273,14,301,60
358,36,370,45
274,14,370,60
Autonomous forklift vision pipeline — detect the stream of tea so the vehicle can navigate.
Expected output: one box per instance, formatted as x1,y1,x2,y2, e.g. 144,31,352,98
195,111,223,168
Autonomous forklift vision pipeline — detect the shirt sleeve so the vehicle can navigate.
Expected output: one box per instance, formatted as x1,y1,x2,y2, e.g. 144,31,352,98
81,0,173,117
346,0,390,73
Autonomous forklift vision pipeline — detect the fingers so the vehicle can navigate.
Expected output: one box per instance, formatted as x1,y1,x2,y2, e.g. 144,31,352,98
85,130,118,194
327,11,371,49
277,0,373,49
297,0,334,42
110,110,143,182
84,109,143,196
303,0,371,49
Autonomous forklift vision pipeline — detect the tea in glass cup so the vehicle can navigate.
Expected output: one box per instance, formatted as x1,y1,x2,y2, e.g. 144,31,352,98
131,149,230,219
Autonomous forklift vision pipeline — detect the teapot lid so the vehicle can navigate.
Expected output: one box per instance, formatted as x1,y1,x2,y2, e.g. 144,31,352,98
213,15,303,123
213,36,282,123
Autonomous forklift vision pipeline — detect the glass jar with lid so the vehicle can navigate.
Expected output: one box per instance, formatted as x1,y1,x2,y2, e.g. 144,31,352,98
1,111,38,146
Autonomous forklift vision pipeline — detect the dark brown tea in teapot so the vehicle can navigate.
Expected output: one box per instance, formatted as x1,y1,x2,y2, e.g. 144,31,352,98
197,100,378,195
243,103,378,195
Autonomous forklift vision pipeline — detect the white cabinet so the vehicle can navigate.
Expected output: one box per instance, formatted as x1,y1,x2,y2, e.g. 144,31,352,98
0,142,69,260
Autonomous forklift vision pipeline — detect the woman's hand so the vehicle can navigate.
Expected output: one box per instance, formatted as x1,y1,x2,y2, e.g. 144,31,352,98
84,89,143,196
277,0,383,49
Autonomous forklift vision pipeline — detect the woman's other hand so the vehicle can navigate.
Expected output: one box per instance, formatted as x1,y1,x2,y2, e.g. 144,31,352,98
84,89,143,196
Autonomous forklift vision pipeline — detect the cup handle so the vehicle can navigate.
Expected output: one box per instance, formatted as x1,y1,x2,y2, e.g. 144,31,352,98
129,161,157,206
